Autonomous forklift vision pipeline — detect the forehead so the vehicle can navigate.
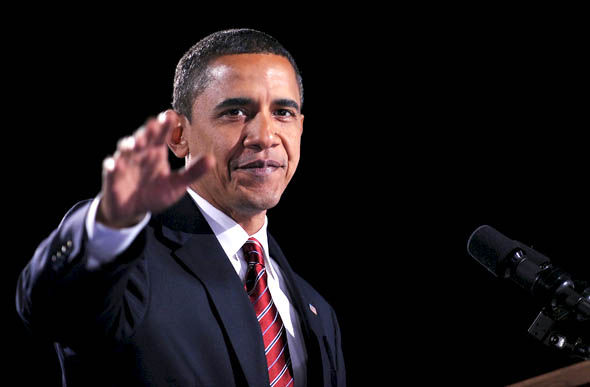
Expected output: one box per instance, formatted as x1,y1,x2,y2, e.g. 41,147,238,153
201,53,300,102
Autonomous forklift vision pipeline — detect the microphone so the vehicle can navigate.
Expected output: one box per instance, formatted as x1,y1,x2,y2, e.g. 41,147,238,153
467,225,590,319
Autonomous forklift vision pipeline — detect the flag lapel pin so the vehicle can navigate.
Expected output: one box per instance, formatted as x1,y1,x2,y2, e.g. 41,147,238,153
309,303,318,315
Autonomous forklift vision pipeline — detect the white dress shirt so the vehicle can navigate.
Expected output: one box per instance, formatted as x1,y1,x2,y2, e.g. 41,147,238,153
84,189,307,386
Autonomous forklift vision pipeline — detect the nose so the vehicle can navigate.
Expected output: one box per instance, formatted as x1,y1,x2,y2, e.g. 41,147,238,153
243,111,280,151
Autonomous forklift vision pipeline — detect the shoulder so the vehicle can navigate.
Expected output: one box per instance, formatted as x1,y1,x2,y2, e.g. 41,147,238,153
291,272,328,304
289,271,340,324
268,233,338,317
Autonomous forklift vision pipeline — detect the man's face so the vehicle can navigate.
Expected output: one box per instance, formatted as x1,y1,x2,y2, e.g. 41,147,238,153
185,53,303,220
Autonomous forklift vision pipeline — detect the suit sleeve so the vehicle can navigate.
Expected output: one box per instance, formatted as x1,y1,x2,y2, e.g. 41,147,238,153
84,195,151,269
15,200,150,348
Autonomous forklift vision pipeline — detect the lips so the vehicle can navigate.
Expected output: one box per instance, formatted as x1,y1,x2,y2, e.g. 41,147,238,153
234,159,284,177
237,159,283,169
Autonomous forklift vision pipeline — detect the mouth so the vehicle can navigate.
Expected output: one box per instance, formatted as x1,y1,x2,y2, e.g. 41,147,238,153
234,159,284,177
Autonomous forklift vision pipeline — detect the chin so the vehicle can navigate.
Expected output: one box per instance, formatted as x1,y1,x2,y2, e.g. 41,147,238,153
239,191,283,212
253,196,282,211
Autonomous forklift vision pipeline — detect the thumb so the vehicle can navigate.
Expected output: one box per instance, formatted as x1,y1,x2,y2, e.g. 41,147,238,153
170,155,215,187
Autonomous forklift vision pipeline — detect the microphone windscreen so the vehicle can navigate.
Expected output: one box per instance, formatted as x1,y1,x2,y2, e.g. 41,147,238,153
467,225,520,277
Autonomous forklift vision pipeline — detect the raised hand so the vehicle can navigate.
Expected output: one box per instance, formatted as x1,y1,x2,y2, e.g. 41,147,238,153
96,110,214,229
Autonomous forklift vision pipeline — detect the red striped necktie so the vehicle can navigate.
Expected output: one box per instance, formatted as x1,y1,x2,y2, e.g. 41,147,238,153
243,237,294,387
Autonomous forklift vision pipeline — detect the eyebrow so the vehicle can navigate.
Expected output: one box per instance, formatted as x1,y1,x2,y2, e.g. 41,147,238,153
214,97,253,111
274,98,300,113
213,97,300,113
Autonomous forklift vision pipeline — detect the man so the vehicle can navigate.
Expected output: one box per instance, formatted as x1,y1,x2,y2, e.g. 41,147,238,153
16,29,345,386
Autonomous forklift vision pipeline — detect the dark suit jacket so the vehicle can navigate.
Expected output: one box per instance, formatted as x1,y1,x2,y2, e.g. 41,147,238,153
16,193,345,386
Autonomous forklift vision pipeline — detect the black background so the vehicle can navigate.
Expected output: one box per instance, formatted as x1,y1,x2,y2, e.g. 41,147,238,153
5,5,589,386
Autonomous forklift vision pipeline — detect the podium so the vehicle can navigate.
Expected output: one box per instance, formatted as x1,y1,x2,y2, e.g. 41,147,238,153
507,360,590,386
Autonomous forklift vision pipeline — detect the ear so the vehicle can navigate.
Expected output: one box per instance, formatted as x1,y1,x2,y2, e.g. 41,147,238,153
166,110,189,159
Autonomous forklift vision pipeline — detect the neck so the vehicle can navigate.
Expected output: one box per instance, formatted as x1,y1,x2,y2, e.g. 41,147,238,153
189,185,267,236
233,211,267,236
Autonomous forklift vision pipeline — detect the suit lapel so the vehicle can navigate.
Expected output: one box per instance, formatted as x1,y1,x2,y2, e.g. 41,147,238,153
268,234,328,386
155,194,269,386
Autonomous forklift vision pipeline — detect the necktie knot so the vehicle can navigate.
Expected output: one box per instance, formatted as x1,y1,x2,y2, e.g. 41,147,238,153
243,237,265,266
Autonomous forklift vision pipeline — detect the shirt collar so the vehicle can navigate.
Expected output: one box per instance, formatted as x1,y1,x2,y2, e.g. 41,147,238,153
186,188,269,260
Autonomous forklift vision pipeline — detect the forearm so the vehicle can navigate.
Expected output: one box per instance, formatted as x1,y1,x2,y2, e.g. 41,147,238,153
85,195,151,269
16,110,209,345
16,200,149,345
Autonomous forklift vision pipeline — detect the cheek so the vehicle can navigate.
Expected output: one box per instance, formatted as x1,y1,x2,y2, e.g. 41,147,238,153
193,131,234,164
283,133,302,176
285,129,302,158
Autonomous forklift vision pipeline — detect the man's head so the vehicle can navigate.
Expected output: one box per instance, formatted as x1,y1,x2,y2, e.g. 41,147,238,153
167,30,304,229
172,29,303,122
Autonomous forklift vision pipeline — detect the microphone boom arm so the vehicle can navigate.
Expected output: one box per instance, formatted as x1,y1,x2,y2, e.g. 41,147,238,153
528,305,590,360
509,247,590,359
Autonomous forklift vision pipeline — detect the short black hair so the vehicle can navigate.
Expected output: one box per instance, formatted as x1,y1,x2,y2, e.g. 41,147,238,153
172,28,303,121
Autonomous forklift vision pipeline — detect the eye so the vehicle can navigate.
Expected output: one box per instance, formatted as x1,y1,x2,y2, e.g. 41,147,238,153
224,108,247,117
219,108,250,121
274,109,296,118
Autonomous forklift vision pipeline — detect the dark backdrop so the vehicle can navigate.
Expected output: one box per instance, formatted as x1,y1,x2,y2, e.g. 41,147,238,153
5,6,588,386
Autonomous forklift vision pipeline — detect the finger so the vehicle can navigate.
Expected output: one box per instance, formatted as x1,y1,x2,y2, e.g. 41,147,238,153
101,156,118,189
141,114,171,147
106,149,130,176
117,135,136,152
142,117,160,145
169,155,215,187
133,125,148,150
153,111,175,146
102,156,116,176
113,135,137,164
143,110,179,148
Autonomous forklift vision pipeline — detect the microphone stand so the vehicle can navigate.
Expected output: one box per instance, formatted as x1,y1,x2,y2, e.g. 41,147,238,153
527,280,590,360
467,226,590,360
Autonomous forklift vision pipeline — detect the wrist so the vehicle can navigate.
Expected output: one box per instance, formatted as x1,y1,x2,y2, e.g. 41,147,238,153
96,199,146,229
